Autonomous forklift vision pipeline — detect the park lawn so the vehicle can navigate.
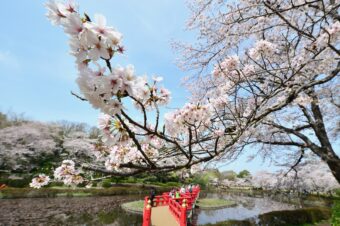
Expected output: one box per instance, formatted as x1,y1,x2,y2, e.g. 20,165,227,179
198,198,236,209
121,200,144,212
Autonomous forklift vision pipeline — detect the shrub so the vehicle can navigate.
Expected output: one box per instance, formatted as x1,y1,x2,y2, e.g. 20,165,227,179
332,200,340,226
47,181,64,187
102,179,112,188
165,182,180,187
0,177,32,188
125,176,136,183
190,176,207,189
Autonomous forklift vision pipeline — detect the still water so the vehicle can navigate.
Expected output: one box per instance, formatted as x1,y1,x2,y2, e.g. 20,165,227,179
196,192,295,224
0,191,333,226
195,191,332,225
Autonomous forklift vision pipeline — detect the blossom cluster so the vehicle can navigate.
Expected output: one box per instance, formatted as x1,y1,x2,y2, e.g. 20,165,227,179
29,174,50,189
103,140,163,172
165,103,212,136
134,83,171,110
249,40,277,60
46,0,171,118
293,93,313,107
105,145,140,171
212,56,239,78
54,160,84,186
190,164,202,175
97,113,133,146
315,21,340,49
30,160,84,188
97,113,164,171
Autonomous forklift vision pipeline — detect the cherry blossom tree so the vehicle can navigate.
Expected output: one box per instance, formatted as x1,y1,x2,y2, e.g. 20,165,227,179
174,0,340,182
37,0,239,187
31,0,339,187
252,160,340,193
252,170,278,190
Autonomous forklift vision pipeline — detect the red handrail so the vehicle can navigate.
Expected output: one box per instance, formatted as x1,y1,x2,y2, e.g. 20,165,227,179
142,197,152,226
142,187,200,226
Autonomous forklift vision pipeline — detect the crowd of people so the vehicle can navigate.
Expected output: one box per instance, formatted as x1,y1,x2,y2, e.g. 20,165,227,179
149,184,200,206
168,184,199,199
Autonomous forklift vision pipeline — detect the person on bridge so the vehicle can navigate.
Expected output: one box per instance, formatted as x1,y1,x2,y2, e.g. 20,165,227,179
180,186,186,194
149,187,156,207
189,184,193,193
175,190,180,200
169,188,176,198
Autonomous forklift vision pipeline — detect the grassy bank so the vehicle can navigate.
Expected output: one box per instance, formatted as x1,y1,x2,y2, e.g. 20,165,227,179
197,198,236,209
213,187,340,198
332,199,340,225
121,200,144,213
0,185,171,199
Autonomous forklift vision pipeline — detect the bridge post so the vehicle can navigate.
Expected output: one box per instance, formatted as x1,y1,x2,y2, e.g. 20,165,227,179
180,199,187,226
143,199,152,226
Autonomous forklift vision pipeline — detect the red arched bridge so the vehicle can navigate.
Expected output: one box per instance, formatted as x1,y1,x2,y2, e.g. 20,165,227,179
143,187,200,226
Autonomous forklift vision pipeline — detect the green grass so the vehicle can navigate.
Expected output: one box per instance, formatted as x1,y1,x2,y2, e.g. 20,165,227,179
121,200,144,212
332,199,340,225
0,186,171,199
197,198,236,209
55,192,93,197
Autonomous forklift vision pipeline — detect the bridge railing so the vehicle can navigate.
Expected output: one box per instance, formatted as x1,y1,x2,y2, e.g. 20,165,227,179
168,197,187,226
152,195,168,207
142,187,200,226
143,197,152,226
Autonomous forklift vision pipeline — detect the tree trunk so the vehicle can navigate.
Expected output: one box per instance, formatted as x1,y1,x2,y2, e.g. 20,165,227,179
308,91,340,184
326,157,340,184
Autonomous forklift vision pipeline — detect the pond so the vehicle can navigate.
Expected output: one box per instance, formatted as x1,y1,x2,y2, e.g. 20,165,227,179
194,191,333,225
0,190,334,226
0,195,144,226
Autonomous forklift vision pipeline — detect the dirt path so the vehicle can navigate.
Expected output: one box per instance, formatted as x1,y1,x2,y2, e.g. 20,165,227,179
151,206,178,226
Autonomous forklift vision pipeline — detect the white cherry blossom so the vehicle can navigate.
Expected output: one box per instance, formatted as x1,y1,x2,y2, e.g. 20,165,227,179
29,174,51,189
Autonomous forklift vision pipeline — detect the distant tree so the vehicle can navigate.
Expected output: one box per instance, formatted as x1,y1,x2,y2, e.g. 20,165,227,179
0,111,28,128
237,170,251,179
0,112,9,129
252,171,277,190
57,120,88,135
89,127,100,139
252,160,340,193
222,170,237,181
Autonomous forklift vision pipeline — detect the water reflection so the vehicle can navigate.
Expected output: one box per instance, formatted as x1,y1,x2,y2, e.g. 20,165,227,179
0,195,143,226
195,191,332,225
0,191,333,226
48,207,143,226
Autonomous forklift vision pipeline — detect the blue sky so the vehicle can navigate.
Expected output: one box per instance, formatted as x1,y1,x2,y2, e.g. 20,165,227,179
0,0,192,125
0,0,277,173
